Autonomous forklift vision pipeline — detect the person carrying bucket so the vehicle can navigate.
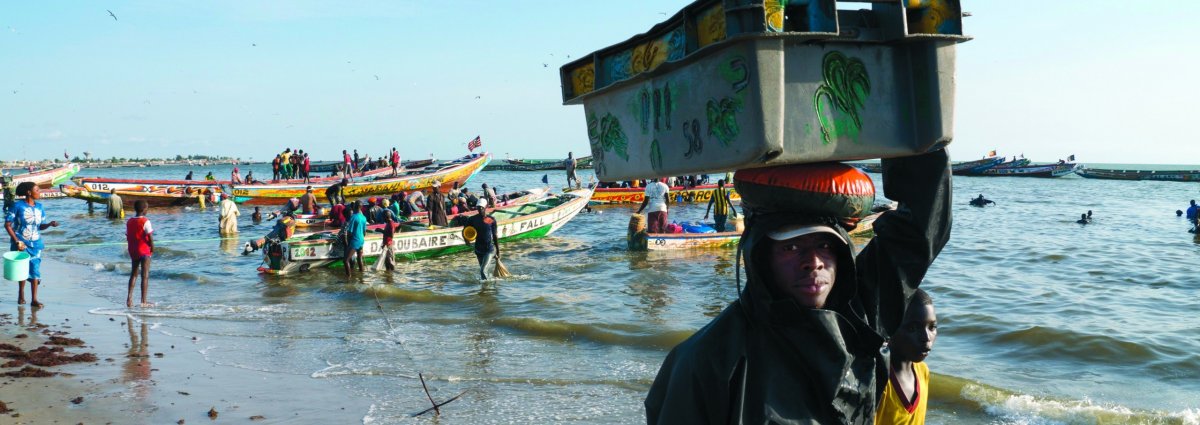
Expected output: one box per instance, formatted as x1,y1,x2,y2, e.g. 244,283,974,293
5,182,60,307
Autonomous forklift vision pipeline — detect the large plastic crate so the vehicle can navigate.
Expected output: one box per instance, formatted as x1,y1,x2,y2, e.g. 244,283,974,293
561,0,970,181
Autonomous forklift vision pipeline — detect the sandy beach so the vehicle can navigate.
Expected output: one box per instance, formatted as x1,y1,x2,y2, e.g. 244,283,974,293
0,259,377,424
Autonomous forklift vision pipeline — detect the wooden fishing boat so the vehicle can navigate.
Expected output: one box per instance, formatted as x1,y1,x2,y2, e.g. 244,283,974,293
290,188,551,228
484,156,592,172
978,163,1076,178
230,153,490,206
951,157,1005,175
74,167,393,193
257,189,592,275
8,164,81,188
0,188,67,200
854,163,882,173
59,185,212,208
573,183,739,204
635,208,887,251
1074,167,1200,182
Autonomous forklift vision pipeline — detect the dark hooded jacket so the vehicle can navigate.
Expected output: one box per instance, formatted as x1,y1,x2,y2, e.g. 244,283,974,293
645,149,952,424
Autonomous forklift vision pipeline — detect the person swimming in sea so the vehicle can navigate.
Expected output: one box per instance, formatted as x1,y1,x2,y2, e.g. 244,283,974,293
969,194,995,207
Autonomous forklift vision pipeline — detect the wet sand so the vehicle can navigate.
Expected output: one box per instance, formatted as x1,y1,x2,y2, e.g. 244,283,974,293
0,259,374,424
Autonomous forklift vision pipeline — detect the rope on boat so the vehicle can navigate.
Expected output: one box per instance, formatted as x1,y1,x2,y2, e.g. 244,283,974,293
46,236,242,248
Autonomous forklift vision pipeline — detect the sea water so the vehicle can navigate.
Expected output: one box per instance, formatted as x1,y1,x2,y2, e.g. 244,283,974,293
30,161,1200,424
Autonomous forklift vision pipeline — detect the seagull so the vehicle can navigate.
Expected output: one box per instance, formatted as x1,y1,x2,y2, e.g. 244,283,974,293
252,43,257,47
107,10,118,21
374,75,379,80
475,96,481,99
543,63,548,68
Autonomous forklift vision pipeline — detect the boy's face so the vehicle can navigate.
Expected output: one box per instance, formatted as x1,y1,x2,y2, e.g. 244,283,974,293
891,303,938,363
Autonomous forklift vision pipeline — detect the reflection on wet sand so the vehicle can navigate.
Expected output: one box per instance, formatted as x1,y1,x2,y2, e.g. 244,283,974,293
123,320,152,401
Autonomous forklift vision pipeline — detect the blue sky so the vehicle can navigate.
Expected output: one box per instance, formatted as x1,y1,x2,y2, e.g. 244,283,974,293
2,1,1197,164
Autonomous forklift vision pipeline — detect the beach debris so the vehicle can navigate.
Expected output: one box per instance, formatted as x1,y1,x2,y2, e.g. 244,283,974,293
0,400,10,413
70,396,83,404
177,420,185,424
15,334,27,339
411,372,468,417
178,391,190,396
2,366,56,377
46,336,85,346
208,407,218,419
250,415,266,420
154,353,164,358
1,345,97,367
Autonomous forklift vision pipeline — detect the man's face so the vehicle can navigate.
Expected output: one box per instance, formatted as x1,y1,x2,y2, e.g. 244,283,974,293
767,232,840,308
891,303,937,363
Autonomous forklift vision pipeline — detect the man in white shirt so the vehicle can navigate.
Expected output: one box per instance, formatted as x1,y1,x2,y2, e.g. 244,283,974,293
636,178,670,233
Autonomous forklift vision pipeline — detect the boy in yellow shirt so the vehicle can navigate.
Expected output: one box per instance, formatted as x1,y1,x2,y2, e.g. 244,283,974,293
876,289,938,425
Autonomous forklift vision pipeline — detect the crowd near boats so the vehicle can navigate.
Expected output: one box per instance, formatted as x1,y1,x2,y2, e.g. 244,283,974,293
5,147,1199,274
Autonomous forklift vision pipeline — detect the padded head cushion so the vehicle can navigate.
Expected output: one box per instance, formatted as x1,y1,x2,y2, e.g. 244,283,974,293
734,162,875,220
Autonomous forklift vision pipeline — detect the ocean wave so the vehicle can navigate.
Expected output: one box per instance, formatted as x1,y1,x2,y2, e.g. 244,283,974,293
992,326,1157,364
936,374,1198,425
491,317,694,349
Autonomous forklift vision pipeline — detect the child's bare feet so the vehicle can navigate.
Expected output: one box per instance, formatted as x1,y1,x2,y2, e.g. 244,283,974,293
30,301,43,308
139,302,154,308
17,297,26,305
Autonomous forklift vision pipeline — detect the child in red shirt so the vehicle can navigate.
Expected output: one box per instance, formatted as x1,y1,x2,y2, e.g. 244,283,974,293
125,200,154,307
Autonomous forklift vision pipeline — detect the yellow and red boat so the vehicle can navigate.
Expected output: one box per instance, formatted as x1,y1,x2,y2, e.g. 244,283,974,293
59,185,213,208
229,153,491,206
574,183,739,204
74,166,394,194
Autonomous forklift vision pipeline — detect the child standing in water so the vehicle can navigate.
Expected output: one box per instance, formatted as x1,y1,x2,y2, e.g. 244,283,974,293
125,200,154,308
876,289,938,425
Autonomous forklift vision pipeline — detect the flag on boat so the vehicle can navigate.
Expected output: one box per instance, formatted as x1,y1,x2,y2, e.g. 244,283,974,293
467,136,482,152
987,149,997,157
1068,154,1075,161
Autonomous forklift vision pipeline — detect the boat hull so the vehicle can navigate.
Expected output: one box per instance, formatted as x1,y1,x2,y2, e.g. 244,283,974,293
260,190,591,275
10,164,81,188
1075,167,1200,182
231,154,490,206
75,167,393,193
59,185,208,208
979,163,1076,178
576,184,740,204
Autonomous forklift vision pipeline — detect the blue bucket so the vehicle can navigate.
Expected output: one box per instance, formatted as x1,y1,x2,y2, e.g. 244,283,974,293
3,251,31,282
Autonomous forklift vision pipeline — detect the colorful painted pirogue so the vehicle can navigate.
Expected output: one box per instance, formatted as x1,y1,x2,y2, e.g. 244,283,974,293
950,156,1006,175
59,184,212,208
9,164,81,188
978,162,1076,178
1074,167,1200,182
632,208,887,251
572,183,740,204
290,188,551,228
257,189,591,275
0,189,68,200
230,153,490,206
74,166,394,193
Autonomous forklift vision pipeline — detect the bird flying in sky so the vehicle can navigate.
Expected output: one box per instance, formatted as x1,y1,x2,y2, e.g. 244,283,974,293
107,10,118,21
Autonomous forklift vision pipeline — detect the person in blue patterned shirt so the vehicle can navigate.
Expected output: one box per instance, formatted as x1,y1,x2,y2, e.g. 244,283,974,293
5,182,60,307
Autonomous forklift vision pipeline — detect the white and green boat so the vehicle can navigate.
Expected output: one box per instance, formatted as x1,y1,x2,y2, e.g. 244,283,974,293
257,190,592,275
